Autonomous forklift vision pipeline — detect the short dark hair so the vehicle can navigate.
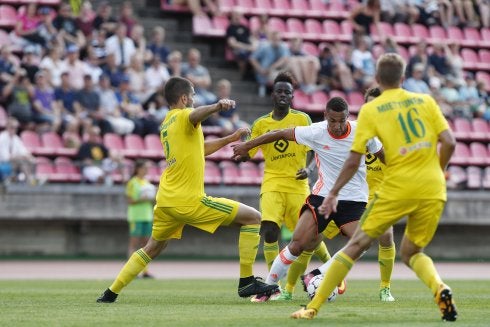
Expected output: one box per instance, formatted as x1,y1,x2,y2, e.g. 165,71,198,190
273,71,296,88
364,87,381,102
164,77,193,106
376,53,405,87
326,96,348,113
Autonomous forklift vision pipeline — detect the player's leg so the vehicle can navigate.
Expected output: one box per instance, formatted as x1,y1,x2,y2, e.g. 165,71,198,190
402,200,457,321
377,226,396,301
140,222,154,278
260,192,285,271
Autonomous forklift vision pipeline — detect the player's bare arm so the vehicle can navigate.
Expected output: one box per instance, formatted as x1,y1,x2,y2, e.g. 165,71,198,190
373,148,385,164
204,127,250,156
438,129,456,171
231,128,295,161
189,98,236,126
296,150,315,180
318,151,364,216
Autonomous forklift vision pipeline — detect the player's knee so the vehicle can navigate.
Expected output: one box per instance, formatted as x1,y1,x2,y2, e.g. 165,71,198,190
143,239,167,259
262,221,280,243
288,240,304,256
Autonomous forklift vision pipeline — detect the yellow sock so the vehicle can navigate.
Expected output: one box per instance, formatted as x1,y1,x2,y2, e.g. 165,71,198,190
239,224,261,278
308,251,353,312
378,243,395,289
285,250,314,293
314,241,331,263
263,241,279,271
409,252,443,295
109,248,151,293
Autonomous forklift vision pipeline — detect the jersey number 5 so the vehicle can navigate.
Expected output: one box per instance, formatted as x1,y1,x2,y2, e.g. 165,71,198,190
397,108,426,144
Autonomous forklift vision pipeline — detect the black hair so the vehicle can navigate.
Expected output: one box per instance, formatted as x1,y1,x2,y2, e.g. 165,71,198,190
132,159,147,177
164,76,193,106
364,87,381,102
273,71,297,88
326,96,348,113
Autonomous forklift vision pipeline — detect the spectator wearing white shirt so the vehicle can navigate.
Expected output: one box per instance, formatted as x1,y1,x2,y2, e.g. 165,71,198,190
105,23,136,68
403,63,431,94
351,36,376,89
144,54,170,99
40,46,64,88
60,44,87,90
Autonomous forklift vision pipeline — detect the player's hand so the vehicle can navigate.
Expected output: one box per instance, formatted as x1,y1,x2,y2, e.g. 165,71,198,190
295,168,308,180
217,98,236,112
229,127,251,143
231,142,250,161
318,194,338,217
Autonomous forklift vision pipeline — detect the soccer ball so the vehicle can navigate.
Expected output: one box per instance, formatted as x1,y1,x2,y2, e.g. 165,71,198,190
139,183,156,200
306,274,338,302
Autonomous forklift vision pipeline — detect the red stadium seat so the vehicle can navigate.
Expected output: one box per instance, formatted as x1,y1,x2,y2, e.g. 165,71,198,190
237,161,261,185
41,132,77,157
219,160,240,184
467,166,482,189
235,0,256,14
411,24,429,43
111,158,134,184
103,133,125,155
54,157,81,182
302,41,319,56
397,45,409,61
309,0,327,17
478,49,490,70
212,15,229,36
0,29,11,47
347,91,365,114
476,71,490,92
322,20,341,42
269,0,290,16
309,90,328,113
429,25,447,44
327,1,348,19
193,15,214,37
471,118,490,141
288,0,308,16
285,18,305,39
21,131,51,156
461,48,479,70
35,157,58,183
372,44,385,60
255,0,273,14
446,165,467,189
452,117,472,140
446,26,464,45
268,17,287,34
481,27,490,47
304,19,323,41
463,27,483,47
292,90,309,110
204,160,222,185
370,22,394,43
146,160,161,184
449,142,470,165
0,5,17,27
468,142,489,166
218,0,235,13
143,134,164,159
124,134,144,158
339,20,353,42
393,22,415,44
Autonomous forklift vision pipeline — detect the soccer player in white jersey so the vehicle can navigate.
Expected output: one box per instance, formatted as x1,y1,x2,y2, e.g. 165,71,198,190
232,97,393,292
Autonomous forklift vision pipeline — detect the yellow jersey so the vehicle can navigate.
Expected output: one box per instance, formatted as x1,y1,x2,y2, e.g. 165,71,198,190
352,88,449,201
249,109,311,195
365,151,385,201
156,108,205,206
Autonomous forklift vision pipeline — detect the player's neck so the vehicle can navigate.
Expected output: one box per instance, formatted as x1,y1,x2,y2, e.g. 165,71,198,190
272,107,289,120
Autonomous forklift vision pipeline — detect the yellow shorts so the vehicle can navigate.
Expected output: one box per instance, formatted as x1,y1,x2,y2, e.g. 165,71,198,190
260,191,307,232
361,196,445,248
322,220,341,239
152,196,240,241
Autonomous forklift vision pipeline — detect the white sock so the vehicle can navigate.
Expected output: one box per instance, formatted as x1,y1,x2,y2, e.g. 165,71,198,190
265,246,298,284
317,257,334,274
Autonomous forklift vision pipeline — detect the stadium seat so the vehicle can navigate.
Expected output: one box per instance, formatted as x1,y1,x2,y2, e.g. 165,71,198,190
370,22,394,43
468,142,489,166
446,26,463,45
327,1,348,19
124,134,144,158
478,49,490,71
212,15,229,36
219,160,240,184
237,161,261,185
452,117,472,140
397,45,410,61
35,157,58,183
146,160,161,184
347,91,365,113
464,27,483,47
285,17,305,39
143,134,164,159
308,0,327,18
0,29,10,47
193,15,216,37
449,142,470,165
204,160,222,185
308,90,328,113
0,5,17,27
103,133,125,156
428,25,447,44
466,166,482,189
302,41,319,56
255,0,274,14
372,44,385,60
288,0,308,16
21,131,51,156
111,158,134,184
482,167,490,189
304,19,323,41
481,27,490,47
292,89,310,110
461,48,479,70
54,156,81,182
446,165,467,189
269,0,290,16
338,20,353,42
393,22,415,44
41,131,77,157
235,0,256,14
322,20,341,42
411,24,429,43
218,0,235,13
0,105,6,130
471,118,490,141
476,71,490,92
268,17,287,34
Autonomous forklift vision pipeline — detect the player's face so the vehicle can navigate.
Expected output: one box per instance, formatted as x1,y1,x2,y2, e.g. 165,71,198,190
271,82,293,110
183,87,195,107
325,109,348,137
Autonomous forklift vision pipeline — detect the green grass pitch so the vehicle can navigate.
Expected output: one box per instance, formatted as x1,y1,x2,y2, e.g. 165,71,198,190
1,279,489,326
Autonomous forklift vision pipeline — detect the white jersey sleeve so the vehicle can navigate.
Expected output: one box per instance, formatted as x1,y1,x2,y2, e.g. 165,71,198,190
366,137,383,154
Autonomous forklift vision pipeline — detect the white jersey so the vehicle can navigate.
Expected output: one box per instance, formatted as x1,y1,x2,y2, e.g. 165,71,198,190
294,120,382,202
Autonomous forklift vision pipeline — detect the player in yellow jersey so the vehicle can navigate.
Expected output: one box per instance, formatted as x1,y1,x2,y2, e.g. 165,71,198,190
291,53,457,321
244,72,331,302
96,76,278,303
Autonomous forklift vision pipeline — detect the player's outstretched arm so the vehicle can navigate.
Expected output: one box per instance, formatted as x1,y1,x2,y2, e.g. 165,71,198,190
189,98,236,126
319,151,364,216
231,128,295,161
204,127,250,156
438,129,456,171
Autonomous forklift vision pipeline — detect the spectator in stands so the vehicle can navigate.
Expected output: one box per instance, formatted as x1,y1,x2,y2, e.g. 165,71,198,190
73,74,112,135
84,46,104,84
252,13,270,42
40,46,64,88
92,1,118,36
380,36,399,54
20,46,40,84
380,0,419,24
351,36,376,90
125,159,155,279
444,42,465,87
54,72,80,129
214,78,249,135
130,24,148,59
167,50,183,77
0,46,19,93
428,43,450,77
349,0,381,42
62,119,81,150
459,72,481,117
181,48,217,105
226,10,255,78
249,31,290,97
77,125,122,184
32,70,60,132
76,0,96,37
105,23,136,68
119,1,138,36
406,41,429,79
478,0,490,28
403,63,431,94
12,3,43,51
287,37,321,94
101,52,125,87
172,0,220,17
116,75,159,136
2,68,34,127
441,76,468,119
147,26,170,64
476,80,490,120
60,44,86,90
36,7,57,48
0,117,36,185
90,29,108,61
127,53,146,102
144,54,170,100
53,3,86,49
98,74,134,135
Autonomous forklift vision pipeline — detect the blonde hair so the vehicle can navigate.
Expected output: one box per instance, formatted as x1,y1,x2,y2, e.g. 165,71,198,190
376,53,405,88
